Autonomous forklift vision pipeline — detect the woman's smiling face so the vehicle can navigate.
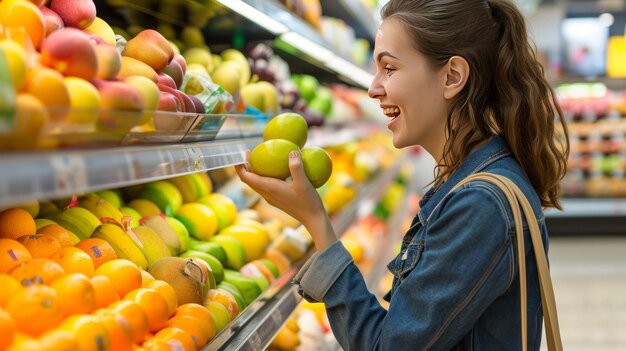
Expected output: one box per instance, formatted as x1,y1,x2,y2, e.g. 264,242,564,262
368,17,449,154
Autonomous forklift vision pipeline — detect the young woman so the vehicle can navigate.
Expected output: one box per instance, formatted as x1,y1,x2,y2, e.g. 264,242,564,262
237,0,569,349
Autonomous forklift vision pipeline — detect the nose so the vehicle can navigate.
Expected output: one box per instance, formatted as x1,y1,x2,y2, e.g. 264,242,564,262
368,74,385,100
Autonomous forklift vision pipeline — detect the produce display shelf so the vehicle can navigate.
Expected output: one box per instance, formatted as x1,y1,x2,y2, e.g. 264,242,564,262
0,137,262,208
319,0,378,42
204,152,408,351
545,198,626,236
215,0,373,89
306,121,384,148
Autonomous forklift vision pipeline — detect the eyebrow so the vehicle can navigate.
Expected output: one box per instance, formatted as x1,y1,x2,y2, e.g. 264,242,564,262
376,51,399,63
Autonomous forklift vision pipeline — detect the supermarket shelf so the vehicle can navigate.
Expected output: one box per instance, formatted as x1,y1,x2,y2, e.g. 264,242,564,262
545,198,626,236
205,152,408,350
366,160,421,293
215,0,373,89
332,152,408,236
306,121,384,148
546,198,626,218
0,137,262,207
319,0,378,41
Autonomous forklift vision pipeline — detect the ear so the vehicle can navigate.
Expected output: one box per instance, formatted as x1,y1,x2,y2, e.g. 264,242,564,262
443,56,469,100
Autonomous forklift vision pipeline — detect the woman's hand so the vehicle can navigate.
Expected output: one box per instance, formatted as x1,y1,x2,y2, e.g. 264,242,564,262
235,150,337,251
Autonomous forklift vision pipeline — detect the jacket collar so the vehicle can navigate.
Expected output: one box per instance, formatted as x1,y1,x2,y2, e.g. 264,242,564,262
417,136,511,225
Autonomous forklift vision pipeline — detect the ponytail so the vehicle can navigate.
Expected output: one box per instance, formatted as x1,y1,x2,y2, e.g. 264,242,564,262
488,0,569,209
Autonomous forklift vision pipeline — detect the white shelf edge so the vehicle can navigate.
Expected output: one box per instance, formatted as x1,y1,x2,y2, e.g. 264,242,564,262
0,137,263,207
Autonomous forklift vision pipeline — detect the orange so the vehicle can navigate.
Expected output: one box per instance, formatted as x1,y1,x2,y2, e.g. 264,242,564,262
0,0,44,48
0,274,22,306
151,327,195,351
75,238,117,269
6,285,63,336
143,279,177,318
37,224,75,247
251,260,275,285
108,300,149,344
16,233,62,258
205,289,239,321
9,258,64,285
95,309,134,351
5,93,49,150
262,248,291,275
22,65,70,109
0,208,36,240
59,314,111,351
174,303,216,342
140,270,155,286
0,238,32,274
51,246,95,277
6,333,41,351
123,288,170,333
165,315,209,349
95,259,142,299
51,273,96,317
0,308,16,350
90,275,119,310
38,329,78,351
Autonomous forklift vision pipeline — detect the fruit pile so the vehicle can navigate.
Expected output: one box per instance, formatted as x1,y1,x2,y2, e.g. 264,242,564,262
0,169,307,350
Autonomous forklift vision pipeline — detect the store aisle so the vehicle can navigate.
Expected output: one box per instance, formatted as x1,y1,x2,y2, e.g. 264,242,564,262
541,237,626,350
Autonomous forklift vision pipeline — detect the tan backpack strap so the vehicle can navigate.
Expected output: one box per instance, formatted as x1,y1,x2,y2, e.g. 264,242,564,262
450,172,562,351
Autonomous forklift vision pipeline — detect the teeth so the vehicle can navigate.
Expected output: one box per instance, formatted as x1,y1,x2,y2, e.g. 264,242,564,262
383,107,400,115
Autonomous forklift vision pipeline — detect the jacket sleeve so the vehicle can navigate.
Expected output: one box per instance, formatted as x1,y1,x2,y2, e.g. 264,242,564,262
296,184,517,351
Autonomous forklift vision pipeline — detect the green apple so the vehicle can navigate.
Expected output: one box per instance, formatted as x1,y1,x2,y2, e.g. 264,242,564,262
263,112,308,148
210,235,246,270
180,250,224,283
302,147,333,188
139,181,183,215
188,240,228,265
297,74,319,102
249,139,300,180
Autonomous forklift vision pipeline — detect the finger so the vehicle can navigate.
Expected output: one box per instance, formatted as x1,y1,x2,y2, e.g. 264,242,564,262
288,150,309,187
235,164,249,182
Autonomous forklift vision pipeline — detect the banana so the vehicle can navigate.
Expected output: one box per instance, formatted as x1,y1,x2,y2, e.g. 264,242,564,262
92,223,149,269
45,207,101,240
142,215,181,256
78,194,124,222
133,225,172,266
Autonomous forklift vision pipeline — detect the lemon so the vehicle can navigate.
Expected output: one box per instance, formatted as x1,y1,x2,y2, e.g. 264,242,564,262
0,40,27,90
64,77,101,124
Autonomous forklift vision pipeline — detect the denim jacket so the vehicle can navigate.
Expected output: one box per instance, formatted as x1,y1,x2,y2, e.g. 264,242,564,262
294,136,548,350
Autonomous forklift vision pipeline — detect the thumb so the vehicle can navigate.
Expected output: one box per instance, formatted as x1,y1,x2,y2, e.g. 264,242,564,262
288,150,308,185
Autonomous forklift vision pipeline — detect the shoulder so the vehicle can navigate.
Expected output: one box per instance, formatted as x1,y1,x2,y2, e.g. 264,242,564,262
434,179,513,229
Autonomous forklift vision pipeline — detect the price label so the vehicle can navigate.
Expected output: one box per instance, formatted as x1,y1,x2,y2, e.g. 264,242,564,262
270,309,284,327
186,148,205,171
246,332,263,350
50,156,88,192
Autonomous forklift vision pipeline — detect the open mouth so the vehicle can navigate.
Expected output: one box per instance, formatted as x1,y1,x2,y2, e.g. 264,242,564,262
383,107,400,119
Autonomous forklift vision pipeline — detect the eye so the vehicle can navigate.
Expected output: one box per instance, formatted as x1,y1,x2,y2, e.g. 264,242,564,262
384,66,396,75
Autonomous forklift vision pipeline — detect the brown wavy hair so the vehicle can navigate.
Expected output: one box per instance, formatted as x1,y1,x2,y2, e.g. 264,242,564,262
381,0,569,209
